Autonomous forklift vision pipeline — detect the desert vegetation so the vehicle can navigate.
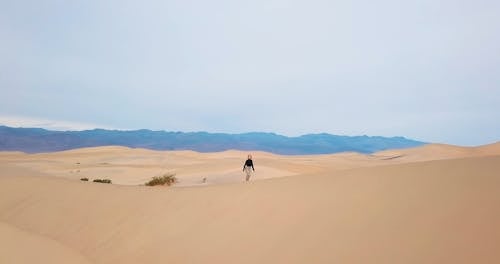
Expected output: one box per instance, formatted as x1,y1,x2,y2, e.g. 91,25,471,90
145,173,177,186
80,177,89,181
93,179,112,184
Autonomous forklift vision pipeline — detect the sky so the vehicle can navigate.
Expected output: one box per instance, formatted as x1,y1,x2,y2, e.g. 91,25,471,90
1,0,499,146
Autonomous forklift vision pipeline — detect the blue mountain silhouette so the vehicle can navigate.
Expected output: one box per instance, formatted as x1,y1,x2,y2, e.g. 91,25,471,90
0,126,425,154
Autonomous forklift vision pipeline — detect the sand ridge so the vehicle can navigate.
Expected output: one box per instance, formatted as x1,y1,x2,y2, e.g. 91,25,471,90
373,142,500,162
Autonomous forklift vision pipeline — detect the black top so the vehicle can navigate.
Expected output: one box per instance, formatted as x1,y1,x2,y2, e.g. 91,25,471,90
243,159,254,170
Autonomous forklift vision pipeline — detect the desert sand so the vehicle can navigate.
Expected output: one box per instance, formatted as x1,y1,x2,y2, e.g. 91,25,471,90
1,143,500,263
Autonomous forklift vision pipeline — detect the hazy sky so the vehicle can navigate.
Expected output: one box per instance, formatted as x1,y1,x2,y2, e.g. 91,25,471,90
1,0,499,145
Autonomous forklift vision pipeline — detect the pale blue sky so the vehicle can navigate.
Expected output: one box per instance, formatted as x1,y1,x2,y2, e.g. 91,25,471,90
1,0,499,145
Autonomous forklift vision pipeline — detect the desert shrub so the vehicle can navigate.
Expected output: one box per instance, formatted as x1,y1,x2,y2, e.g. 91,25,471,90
93,179,112,184
145,173,177,186
80,177,89,181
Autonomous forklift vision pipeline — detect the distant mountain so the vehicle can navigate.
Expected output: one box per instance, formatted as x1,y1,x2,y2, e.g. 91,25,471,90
0,126,426,154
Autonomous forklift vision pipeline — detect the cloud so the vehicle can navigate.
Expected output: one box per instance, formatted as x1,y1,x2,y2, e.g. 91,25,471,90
0,115,114,131
1,0,499,146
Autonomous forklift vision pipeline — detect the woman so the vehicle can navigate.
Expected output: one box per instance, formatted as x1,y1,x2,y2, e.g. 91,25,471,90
242,154,255,181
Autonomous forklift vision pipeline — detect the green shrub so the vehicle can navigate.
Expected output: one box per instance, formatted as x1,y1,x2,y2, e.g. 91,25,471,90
80,177,89,181
93,179,112,184
145,173,177,186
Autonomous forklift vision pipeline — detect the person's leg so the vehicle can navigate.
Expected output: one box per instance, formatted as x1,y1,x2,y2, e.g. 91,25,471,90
245,167,251,181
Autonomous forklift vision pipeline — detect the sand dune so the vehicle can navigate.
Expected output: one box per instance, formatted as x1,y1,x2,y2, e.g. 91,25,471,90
0,221,92,264
1,144,500,263
373,142,500,162
2,143,499,186
0,146,360,186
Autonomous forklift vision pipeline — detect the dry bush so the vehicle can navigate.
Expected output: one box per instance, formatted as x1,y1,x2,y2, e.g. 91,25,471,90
145,173,177,186
93,179,112,184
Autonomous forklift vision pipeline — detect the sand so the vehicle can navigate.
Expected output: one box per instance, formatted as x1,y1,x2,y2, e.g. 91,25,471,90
1,142,499,263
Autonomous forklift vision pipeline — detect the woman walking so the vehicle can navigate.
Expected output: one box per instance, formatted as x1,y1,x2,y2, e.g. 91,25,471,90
243,154,255,181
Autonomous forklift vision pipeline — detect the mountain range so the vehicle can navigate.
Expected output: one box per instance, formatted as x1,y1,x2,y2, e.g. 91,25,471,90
0,125,425,154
